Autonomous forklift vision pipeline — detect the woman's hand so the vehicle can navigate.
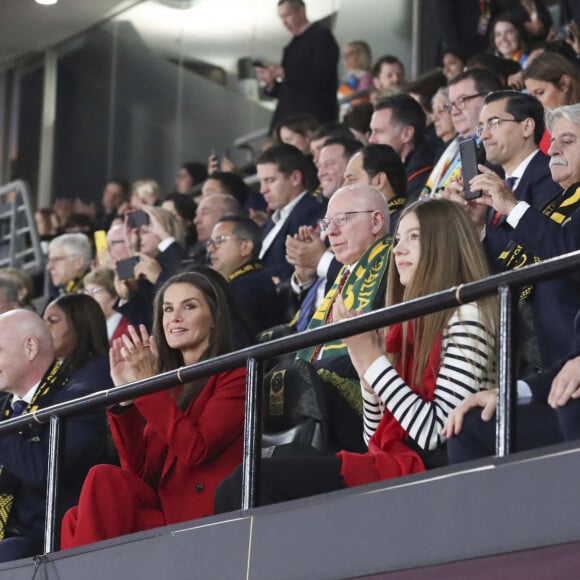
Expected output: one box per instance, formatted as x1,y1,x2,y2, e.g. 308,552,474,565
109,324,159,399
332,295,383,381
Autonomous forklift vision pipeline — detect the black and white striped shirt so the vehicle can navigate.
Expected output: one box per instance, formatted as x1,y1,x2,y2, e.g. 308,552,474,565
361,303,495,450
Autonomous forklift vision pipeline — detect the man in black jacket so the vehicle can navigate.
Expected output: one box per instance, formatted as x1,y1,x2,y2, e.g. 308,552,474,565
256,0,339,128
208,215,283,335
369,93,436,203
0,310,106,562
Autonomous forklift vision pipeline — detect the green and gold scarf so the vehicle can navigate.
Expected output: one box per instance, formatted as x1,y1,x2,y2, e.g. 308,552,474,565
296,234,391,363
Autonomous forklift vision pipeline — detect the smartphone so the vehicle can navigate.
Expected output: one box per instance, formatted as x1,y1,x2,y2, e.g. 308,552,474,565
459,138,482,200
126,209,149,229
251,59,265,67
116,256,140,280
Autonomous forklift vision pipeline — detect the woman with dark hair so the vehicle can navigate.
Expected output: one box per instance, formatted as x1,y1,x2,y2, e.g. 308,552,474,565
60,271,247,548
176,161,208,195
274,114,320,155
161,192,198,249
43,293,112,389
441,49,466,82
490,14,529,68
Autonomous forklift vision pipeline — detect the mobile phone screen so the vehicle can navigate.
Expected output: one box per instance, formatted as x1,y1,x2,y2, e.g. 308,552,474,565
459,139,482,200
127,210,149,229
116,256,140,280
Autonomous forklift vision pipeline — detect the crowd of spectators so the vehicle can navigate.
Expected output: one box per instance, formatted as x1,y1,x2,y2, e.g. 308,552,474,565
1,0,580,564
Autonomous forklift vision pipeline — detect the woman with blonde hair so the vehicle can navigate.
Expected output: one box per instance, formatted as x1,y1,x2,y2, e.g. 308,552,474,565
129,206,187,284
431,87,457,148
338,40,373,116
130,179,161,210
215,198,497,510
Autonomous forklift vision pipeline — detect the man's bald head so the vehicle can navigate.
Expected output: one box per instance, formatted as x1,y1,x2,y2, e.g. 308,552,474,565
0,310,54,397
329,184,390,230
324,185,389,265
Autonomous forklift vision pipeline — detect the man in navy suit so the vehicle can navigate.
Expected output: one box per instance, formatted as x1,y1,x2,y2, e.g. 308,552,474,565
0,310,106,562
208,215,284,335
472,91,580,372
444,309,580,462
472,104,580,266
257,144,324,281
444,103,580,463
475,91,562,261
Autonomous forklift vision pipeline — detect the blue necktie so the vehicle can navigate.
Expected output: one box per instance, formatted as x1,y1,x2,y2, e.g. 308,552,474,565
296,277,324,332
10,400,28,417
505,176,517,190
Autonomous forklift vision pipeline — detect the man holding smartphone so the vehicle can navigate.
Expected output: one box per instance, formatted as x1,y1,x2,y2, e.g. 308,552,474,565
422,68,502,197
469,93,578,371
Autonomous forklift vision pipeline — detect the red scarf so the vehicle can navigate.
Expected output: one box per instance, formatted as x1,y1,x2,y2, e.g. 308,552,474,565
385,321,442,397
338,321,443,487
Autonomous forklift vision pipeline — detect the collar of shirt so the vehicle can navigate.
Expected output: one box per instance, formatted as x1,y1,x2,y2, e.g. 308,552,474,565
271,191,307,224
158,236,176,253
12,380,42,407
106,311,123,340
505,149,539,190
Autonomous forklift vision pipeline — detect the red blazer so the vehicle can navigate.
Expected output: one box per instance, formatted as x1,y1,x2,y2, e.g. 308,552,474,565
108,367,246,523
110,315,131,345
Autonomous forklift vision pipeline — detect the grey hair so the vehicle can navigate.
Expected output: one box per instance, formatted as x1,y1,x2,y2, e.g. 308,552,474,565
545,104,580,133
432,86,449,106
48,233,92,270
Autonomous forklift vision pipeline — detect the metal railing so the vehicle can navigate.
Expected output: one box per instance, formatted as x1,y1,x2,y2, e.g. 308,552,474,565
2,249,580,554
0,180,44,275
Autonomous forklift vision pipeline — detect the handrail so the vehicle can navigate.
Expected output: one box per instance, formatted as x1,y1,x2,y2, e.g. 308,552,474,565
3,248,580,437
2,249,580,552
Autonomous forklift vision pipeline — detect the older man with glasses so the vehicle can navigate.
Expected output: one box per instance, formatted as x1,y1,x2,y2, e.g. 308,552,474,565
46,233,92,299
421,68,503,197
287,185,391,452
468,101,580,369
444,103,580,465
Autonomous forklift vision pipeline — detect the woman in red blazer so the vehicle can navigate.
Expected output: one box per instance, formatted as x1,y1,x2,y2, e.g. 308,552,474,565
61,271,247,548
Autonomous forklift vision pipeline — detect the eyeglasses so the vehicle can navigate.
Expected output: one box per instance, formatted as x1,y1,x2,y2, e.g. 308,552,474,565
205,235,244,249
84,287,106,296
443,93,487,114
475,117,521,137
318,210,375,231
